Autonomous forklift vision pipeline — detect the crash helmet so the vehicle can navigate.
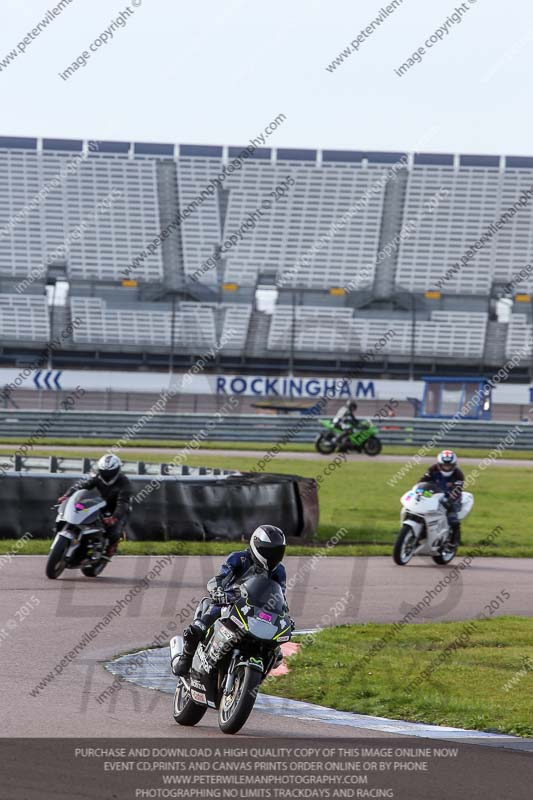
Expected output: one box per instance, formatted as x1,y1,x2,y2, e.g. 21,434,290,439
96,454,122,485
249,525,286,571
437,450,457,476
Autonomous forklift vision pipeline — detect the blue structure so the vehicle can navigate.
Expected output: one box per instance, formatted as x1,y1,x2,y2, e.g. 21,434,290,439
419,377,492,420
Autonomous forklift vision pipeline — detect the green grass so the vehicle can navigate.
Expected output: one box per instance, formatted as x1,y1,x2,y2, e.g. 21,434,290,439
265,617,533,737
0,538,393,557
2,445,533,556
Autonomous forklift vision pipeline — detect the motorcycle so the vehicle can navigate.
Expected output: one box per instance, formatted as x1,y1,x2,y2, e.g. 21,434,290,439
45,489,111,579
315,418,382,456
170,572,293,734
393,482,474,566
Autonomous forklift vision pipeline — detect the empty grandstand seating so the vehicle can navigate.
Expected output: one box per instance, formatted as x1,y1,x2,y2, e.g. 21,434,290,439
3,137,533,368
349,311,488,359
0,293,49,341
396,163,499,294
0,146,163,282
506,312,533,359
268,305,354,353
69,297,252,351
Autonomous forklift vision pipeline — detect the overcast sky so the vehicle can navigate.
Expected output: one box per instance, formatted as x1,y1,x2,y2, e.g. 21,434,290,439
1,0,532,156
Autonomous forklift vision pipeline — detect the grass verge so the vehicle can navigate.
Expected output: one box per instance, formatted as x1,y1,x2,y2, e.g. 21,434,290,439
2,447,533,555
3,540,532,558
265,616,533,737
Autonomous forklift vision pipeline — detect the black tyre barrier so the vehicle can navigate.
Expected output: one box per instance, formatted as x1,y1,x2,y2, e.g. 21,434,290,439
0,472,318,541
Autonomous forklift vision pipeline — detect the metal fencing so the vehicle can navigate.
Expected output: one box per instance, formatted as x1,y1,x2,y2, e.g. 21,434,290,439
0,411,532,449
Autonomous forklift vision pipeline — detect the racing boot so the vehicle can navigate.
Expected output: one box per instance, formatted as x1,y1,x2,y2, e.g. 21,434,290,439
449,522,461,548
173,621,206,676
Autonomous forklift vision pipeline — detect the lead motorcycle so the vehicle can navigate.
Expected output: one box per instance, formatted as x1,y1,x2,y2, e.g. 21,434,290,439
393,481,474,566
170,573,293,734
45,489,111,579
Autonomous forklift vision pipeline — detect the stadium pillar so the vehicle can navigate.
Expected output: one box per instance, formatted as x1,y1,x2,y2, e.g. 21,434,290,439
410,293,416,381
288,288,296,379
169,292,177,375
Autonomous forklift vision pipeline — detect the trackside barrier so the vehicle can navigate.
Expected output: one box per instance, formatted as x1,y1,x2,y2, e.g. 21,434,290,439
0,412,532,449
0,471,318,541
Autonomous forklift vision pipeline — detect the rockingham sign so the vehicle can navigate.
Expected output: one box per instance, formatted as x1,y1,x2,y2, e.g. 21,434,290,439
214,374,389,399
0,368,531,405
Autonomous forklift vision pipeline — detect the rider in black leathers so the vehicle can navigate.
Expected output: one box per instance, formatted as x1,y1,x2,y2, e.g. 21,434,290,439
58,454,131,558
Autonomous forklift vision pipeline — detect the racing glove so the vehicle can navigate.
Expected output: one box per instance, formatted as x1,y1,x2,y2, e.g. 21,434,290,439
103,517,118,527
225,586,242,603
211,586,226,605
57,494,68,504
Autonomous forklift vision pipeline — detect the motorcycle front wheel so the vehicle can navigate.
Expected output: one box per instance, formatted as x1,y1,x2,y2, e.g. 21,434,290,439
363,436,382,456
392,524,418,566
173,680,207,726
315,433,336,455
218,665,262,734
45,536,69,579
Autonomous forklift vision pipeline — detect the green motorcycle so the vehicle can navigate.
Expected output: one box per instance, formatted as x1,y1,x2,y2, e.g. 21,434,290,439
315,418,382,456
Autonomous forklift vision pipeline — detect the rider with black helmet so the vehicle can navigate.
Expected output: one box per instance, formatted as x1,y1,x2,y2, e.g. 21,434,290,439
174,525,289,676
57,454,132,559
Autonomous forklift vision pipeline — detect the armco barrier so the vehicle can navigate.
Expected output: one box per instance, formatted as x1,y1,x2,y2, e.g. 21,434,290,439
0,411,532,449
0,471,318,541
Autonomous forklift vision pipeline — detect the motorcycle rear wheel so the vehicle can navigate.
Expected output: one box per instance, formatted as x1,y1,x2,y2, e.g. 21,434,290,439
45,536,69,579
393,524,417,566
173,681,207,726
315,433,336,455
218,665,262,734
363,436,382,456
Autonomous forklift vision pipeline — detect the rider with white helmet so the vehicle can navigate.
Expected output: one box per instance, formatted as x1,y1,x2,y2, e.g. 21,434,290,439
419,450,465,547
58,454,132,558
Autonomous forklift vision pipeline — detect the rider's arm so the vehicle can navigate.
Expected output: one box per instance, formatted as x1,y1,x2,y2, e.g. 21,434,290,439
114,479,132,521
272,563,287,595
206,550,246,595
419,464,436,483
448,469,464,502
66,475,97,496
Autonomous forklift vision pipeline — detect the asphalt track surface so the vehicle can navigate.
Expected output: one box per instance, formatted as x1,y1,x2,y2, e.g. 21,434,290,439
0,443,532,467
2,555,531,740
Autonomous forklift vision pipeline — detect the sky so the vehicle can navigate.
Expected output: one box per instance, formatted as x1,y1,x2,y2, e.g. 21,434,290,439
1,0,532,156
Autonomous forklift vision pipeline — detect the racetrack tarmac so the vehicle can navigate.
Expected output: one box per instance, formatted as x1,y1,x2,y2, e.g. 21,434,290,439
1,555,531,739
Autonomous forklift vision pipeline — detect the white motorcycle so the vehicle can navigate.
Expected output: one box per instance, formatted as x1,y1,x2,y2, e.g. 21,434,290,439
393,481,474,566
46,489,110,579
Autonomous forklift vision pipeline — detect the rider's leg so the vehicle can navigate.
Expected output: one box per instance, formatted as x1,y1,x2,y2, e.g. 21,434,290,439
104,519,126,558
447,501,461,547
173,603,223,676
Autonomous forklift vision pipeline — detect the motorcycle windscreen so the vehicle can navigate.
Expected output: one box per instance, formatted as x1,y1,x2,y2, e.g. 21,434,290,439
247,616,278,640
414,482,440,496
240,574,285,615
64,490,106,524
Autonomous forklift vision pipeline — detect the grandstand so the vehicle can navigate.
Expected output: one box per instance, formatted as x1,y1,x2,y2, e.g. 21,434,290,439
0,136,532,378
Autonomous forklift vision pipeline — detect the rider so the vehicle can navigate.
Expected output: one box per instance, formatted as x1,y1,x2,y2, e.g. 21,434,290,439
173,525,289,677
419,450,464,547
333,399,359,429
57,454,132,558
